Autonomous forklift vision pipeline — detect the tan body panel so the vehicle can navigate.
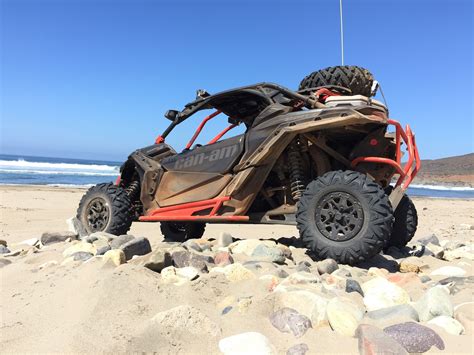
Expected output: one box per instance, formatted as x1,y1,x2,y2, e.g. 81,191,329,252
156,171,232,207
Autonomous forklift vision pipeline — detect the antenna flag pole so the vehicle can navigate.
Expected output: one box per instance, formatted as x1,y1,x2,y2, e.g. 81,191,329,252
339,0,344,65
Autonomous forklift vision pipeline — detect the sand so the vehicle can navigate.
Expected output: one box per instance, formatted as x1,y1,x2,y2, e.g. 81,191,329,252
0,185,473,354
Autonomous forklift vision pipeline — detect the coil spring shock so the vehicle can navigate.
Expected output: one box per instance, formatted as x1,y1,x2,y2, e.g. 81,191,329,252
288,141,305,201
125,180,140,201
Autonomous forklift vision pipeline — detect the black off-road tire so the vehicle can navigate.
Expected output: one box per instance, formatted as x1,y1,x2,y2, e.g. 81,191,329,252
387,194,418,248
296,170,394,265
77,183,133,235
160,222,206,242
299,66,374,97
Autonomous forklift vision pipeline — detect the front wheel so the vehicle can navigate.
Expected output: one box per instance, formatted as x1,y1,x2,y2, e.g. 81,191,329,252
77,183,133,235
160,222,206,242
296,170,394,265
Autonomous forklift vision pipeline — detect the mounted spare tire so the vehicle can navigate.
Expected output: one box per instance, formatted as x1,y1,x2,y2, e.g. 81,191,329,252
299,65,374,97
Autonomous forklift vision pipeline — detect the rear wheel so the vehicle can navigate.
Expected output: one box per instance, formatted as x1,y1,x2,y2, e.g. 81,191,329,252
296,170,393,265
299,66,374,97
387,194,418,248
77,183,133,235
160,222,206,242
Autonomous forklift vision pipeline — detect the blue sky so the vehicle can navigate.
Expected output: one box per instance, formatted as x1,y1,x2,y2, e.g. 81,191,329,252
1,0,473,162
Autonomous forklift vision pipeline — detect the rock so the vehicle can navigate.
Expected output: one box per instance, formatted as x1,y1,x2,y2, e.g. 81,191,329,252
222,306,232,315
211,263,255,282
437,276,474,294
217,232,233,247
356,324,408,355
443,245,474,261
279,271,320,286
383,322,445,352
407,244,425,257
0,258,12,268
0,239,7,246
455,303,474,334
367,267,389,278
63,242,96,258
110,234,135,249
152,305,220,336
425,242,444,259
71,251,93,261
229,239,276,256
40,231,77,245
19,238,39,247
420,275,432,283
431,266,467,277
183,239,202,252
273,290,329,326
66,216,87,237
399,258,423,273
251,244,286,264
130,249,172,272
274,268,289,279
346,279,364,296
428,315,465,335
103,249,126,266
362,277,410,312
0,245,10,254
316,259,338,275
414,286,453,322
214,251,234,266
88,231,116,242
219,332,275,355
326,297,364,336
120,237,151,260
296,261,311,273
172,250,213,272
417,234,440,246
459,223,472,230
161,266,199,285
367,304,419,321
270,307,312,337
92,239,110,255
286,343,309,355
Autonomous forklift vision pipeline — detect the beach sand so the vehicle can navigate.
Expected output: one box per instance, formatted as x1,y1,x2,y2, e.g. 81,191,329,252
0,185,473,353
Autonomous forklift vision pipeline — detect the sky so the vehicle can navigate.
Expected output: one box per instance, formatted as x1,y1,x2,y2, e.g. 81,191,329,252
1,0,473,162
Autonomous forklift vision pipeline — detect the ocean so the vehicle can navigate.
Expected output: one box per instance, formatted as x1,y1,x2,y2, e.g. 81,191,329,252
1,154,473,199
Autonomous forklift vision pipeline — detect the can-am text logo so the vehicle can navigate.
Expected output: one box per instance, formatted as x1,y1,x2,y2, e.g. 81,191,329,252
173,145,238,169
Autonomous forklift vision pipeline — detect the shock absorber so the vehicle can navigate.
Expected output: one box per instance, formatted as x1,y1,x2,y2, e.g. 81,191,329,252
287,141,306,201
125,180,140,201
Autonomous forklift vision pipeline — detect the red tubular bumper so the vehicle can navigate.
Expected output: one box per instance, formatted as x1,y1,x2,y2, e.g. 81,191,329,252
351,119,421,190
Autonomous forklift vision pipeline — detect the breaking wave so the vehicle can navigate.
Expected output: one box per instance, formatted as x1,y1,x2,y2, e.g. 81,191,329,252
0,159,119,177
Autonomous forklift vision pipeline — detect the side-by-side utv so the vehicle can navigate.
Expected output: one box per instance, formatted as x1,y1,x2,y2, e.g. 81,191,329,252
77,66,420,264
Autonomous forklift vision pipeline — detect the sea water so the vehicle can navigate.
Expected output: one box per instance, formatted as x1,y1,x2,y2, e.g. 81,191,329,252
1,154,473,199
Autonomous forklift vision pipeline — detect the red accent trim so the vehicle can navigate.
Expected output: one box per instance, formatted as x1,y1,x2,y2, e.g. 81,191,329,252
369,138,378,146
208,124,238,144
140,215,249,222
185,110,221,149
139,196,249,222
155,135,165,144
315,88,342,102
351,119,420,190
115,176,121,186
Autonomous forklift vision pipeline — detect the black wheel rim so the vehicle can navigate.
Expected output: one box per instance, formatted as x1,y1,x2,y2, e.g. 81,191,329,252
86,197,110,232
315,191,364,242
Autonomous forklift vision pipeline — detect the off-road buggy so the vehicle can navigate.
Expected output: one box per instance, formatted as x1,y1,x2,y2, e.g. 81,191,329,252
77,66,420,265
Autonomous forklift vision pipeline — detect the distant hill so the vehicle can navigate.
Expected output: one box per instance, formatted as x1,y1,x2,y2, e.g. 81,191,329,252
415,153,474,187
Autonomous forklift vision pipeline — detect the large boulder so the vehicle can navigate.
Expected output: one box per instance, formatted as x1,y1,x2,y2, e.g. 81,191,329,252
326,297,364,336
362,277,410,312
355,324,408,355
120,237,152,260
41,231,77,245
383,322,445,353
269,307,312,338
414,286,453,322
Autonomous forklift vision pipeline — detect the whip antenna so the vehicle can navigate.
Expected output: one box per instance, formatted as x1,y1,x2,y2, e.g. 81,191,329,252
339,0,344,65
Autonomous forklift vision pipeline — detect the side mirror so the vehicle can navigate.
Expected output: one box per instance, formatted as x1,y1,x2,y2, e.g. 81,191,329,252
165,110,179,121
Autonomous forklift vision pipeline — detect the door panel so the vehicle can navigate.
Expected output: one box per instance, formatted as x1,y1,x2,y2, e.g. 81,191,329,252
156,171,232,207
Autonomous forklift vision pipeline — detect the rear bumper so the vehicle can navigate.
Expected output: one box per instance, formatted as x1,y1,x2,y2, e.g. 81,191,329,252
351,119,420,191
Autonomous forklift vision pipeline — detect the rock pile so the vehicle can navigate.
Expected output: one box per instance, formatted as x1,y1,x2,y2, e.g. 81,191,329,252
1,223,473,354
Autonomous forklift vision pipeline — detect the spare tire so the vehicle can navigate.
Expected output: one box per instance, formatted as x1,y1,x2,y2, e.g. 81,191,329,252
299,66,374,97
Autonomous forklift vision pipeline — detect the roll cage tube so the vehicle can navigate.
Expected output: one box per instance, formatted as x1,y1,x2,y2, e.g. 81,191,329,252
155,82,323,144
